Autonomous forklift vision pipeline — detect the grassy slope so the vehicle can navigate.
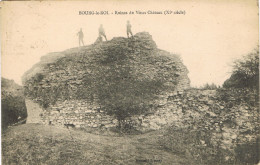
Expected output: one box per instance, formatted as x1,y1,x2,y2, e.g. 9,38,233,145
2,124,195,165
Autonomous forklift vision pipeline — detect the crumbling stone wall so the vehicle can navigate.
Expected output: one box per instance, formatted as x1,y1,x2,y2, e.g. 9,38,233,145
23,32,190,108
37,91,183,131
28,87,258,156
40,100,117,128
23,32,191,131
22,30,257,154
38,88,258,150
159,89,258,151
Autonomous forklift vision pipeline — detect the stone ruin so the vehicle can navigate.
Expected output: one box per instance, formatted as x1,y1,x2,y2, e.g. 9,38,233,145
23,32,190,131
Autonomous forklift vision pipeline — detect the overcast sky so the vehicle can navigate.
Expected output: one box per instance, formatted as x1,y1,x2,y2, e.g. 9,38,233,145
1,0,259,87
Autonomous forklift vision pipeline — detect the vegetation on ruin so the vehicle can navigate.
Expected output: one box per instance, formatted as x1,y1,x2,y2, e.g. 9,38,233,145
23,33,188,128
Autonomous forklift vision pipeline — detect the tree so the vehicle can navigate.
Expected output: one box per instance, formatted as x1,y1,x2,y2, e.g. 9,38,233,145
1,78,27,131
90,51,167,129
223,48,259,89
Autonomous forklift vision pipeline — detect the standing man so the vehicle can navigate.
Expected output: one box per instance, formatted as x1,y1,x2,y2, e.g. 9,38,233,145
127,20,133,38
98,24,107,41
77,28,84,46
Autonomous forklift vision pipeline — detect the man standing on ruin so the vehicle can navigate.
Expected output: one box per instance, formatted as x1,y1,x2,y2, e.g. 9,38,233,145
127,20,133,38
98,24,107,41
77,28,84,47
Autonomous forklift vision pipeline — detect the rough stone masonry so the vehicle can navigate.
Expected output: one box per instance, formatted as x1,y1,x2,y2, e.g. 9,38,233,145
23,32,190,131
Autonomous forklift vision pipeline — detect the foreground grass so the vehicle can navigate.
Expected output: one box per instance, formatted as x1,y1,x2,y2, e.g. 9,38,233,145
2,124,194,165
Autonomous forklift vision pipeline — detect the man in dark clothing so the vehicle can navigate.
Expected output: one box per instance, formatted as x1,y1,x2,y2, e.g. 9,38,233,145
127,20,133,38
98,24,107,41
77,28,84,46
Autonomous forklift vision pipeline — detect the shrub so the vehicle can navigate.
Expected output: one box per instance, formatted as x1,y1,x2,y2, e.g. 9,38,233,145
201,83,219,90
223,48,259,89
1,95,27,130
90,53,170,129
1,78,27,131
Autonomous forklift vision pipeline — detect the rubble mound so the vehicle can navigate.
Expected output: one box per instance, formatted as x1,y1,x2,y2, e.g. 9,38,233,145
23,32,189,108
22,32,190,130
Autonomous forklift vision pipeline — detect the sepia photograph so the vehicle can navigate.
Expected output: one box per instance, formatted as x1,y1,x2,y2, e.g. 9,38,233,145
0,0,259,164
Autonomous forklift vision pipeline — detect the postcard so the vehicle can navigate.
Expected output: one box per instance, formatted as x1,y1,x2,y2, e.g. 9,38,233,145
1,1,259,164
